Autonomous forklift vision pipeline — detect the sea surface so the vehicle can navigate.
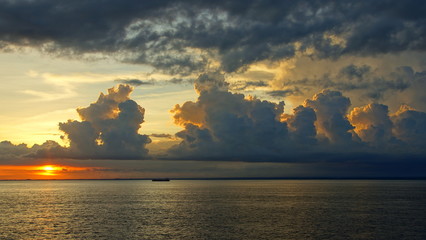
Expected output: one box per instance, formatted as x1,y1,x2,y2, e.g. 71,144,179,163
0,180,425,240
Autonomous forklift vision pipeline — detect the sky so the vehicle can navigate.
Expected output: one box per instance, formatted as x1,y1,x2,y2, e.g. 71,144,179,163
1,0,426,179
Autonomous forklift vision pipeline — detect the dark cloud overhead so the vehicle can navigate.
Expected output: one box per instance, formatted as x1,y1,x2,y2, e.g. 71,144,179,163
1,0,426,74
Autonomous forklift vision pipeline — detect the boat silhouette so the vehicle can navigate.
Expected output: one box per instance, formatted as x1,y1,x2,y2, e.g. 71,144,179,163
152,178,170,181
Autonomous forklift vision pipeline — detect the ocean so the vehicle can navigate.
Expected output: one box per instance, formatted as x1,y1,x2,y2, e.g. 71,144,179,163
0,180,425,240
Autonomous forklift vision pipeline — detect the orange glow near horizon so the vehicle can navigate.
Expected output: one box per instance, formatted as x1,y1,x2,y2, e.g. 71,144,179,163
0,164,95,180
36,165,62,176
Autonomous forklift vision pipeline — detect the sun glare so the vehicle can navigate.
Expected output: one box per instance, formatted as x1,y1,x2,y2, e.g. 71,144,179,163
42,166,55,171
0,164,96,180
37,165,61,176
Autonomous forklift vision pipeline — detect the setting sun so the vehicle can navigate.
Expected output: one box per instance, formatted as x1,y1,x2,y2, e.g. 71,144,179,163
0,164,94,180
37,165,61,176
42,165,54,171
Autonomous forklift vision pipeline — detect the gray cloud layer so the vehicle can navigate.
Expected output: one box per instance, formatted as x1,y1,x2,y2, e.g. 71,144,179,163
276,65,426,102
1,0,426,74
114,78,194,87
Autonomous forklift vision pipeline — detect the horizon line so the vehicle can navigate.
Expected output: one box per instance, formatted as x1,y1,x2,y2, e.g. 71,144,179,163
1,177,426,181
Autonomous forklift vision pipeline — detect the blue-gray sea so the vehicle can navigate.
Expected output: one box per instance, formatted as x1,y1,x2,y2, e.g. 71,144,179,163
0,180,425,240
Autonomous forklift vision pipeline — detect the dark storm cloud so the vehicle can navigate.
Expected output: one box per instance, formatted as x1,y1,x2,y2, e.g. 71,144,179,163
286,106,317,145
169,72,290,160
1,0,426,73
167,73,426,163
169,74,336,160
392,106,426,148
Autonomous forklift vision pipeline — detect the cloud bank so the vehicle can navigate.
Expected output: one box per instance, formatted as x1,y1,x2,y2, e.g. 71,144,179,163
167,73,426,162
2,77,426,165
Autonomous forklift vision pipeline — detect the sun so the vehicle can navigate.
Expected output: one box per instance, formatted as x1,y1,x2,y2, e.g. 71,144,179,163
0,164,94,180
37,165,61,176
42,166,55,171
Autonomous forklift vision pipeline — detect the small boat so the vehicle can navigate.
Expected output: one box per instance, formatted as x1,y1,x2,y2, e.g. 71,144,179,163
152,178,170,181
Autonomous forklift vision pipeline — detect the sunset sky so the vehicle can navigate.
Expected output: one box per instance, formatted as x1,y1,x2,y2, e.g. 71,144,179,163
1,0,426,179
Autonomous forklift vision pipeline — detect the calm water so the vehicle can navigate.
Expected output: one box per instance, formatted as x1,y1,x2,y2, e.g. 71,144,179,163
0,180,425,240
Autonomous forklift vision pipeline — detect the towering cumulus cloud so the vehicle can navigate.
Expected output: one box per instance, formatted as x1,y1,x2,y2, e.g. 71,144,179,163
168,73,426,161
304,90,355,145
392,106,426,149
170,72,289,160
169,74,354,160
348,103,394,146
51,85,151,159
285,106,317,145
